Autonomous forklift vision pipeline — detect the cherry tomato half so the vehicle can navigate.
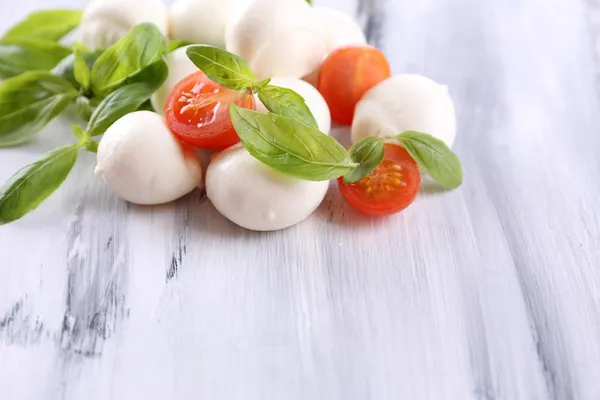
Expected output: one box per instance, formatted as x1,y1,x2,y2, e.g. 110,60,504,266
317,46,391,125
165,71,255,149
338,143,421,216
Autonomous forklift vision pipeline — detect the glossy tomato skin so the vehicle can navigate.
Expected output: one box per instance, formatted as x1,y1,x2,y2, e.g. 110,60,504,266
317,46,391,125
338,143,421,216
165,71,255,149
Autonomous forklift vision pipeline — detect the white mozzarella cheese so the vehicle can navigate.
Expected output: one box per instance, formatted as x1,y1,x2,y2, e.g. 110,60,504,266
206,144,329,231
352,74,457,147
95,111,202,205
169,0,252,48
314,8,366,53
80,0,168,50
226,0,326,80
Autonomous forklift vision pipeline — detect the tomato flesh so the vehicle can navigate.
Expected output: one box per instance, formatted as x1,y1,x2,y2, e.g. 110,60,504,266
165,71,255,149
338,143,421,216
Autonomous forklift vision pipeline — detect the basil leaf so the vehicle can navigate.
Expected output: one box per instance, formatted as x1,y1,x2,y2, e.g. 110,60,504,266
52,49,103,89
114,58,169,92
70,124,97,152
85,140,99,153
91,23,168,97
343,137,385,184
396,131,463,188
230,105,357,181
88,81,165,136
137,100,155,112
169,40,193,52
74,96,94,121
186,45,256,90
71,123,88,143
0,72,79,147
258,85,318,129
255,78,271,91
0,144,79,225
0,39,72,79
1,9,82,42
73,45,91,92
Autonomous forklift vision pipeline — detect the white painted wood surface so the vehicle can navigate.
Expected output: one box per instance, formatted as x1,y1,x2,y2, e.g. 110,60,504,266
2,0,600,398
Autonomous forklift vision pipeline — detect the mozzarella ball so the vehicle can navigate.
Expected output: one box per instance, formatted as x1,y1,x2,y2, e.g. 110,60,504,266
314,8,366,53
226,0,326,80
80,0,168,50
169,0,251,48
255,77,331,134
150,46,198,115
206,145,329,231
95,111,202,205
352,74,457,147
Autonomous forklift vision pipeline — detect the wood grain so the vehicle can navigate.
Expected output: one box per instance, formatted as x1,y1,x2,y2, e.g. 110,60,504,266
2,0,600,399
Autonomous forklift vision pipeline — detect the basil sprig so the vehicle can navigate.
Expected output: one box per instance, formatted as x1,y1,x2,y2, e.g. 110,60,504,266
186,45,256,90
1,9,82,42
0,21,169,147
0,73,165,223
396,131,463,188
91,23,168,97
0,20,173,224
0,71,79,147
0,144,80,225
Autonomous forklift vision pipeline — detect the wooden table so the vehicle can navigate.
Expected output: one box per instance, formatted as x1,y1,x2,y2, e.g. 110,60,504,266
2,0,600,399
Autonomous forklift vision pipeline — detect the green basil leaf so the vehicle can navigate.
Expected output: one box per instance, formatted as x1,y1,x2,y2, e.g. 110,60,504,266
73,45,91,92
230,105,357,181
396,131,463,188
257,85,318,129
70,124,97,152
186,45,256,90
343,137,385,184
255,78,271,91
137,99,155,112
74,96,94,121
87,81,165,136
71,123,88,144
52,49,103,89
0,71,79,147
0,39,72,79
84,140,98,153
1,9,82,42
0,144,79,225
169,40,193,52
91,23,168,97
113,58,168,92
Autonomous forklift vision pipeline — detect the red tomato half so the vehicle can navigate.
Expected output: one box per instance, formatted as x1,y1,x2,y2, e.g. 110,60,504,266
165,71,255,149
338,143,421,216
